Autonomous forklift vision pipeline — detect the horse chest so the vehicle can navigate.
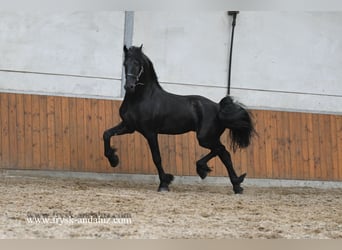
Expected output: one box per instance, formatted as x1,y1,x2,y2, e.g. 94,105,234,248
120,101,154,127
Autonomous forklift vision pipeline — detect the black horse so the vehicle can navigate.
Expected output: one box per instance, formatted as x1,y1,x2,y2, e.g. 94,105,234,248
103,45,255,194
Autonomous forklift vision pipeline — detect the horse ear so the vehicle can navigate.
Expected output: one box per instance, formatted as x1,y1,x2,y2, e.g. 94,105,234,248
139,44,143,51
124,45,128,54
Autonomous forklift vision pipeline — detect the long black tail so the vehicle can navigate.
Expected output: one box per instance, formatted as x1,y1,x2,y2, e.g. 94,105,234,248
218,96,255,151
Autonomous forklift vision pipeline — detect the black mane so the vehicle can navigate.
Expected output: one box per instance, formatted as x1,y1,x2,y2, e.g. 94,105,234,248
126,46,160,86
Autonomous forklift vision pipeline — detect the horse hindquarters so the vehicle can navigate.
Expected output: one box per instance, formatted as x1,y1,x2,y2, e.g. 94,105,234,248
193,96,253,194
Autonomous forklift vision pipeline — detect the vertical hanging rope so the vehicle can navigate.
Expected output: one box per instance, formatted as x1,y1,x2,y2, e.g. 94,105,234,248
227,11,239,96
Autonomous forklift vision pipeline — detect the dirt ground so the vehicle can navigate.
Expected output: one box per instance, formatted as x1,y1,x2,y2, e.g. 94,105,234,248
1,172,342,239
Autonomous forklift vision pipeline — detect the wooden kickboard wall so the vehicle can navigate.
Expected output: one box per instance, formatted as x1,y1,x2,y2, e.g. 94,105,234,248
1,92,342,181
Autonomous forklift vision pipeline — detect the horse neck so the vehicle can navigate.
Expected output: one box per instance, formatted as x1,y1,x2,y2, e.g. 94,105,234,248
124,72,161,102
123,58,163,101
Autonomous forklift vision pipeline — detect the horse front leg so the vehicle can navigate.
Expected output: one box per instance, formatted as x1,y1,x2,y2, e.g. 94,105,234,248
145,133,174,192
196,151,216,179
103,122,133,167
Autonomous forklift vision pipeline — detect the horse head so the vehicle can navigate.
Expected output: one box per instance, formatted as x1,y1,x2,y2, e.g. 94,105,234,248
123,45,145,94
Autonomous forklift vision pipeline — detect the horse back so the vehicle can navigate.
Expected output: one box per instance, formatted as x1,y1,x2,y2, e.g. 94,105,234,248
154,92,219,134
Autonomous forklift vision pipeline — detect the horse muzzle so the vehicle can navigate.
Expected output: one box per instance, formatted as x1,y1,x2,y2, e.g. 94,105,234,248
124,82,136,93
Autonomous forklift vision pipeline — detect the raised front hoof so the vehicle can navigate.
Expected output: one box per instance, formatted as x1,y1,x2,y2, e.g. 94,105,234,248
233,185,244,194
158,186,170,192
196,164,212,180
108,154,119,168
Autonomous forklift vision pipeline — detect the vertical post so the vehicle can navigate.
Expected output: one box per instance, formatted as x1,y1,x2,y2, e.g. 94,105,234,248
121,11,135,97
227,11,239,96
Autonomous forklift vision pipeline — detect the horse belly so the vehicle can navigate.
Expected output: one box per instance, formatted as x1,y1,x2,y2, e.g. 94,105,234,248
158,115,196,135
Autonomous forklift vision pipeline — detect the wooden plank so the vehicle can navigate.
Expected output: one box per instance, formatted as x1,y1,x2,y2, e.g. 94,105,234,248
84,99,93,172
320,114,332,180
291,112,303,179
31,95,41,169
277,111,288,179
251,110,262,178
239,146,248,178
69,97,78,171
76,98,86,171
175,135,183,176
246,132,255,179
24,95,33,169
95,99,103,171
336,115,342,180
263,111,273,178
300,113,310,180
295,112,303,179
311,114,322,179
249,110,259,178
330,115,339,181
306,114,315,180
8,94,18,168
47,96,56,170
188,132,197,176
251,110,258,178
16,95,25,168
61,97,71,170
254,110,266,179
90,99,100,171
54,97,64,170
275,111,286,179
288,112,298,179
181,134,190,176
0,94,2,166
0,94,9,168
39,96,48,169
241,109,255,177
270,112,279,179
168,134,176,175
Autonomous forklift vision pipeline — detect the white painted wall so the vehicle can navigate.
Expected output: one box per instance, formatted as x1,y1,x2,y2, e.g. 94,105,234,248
134,12,229,87
133,11,230,100
1,11,341,113
0,11,124,98
133,11,342,114
231,12,342,113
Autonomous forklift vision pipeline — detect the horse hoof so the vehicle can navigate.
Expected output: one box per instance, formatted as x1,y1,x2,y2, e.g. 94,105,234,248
238,173,247,183
158,186,170,192
109,154,119,168
233,186,244,194
196,164,212,180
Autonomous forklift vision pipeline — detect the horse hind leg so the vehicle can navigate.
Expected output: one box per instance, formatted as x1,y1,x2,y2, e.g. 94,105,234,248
215,144,246,194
